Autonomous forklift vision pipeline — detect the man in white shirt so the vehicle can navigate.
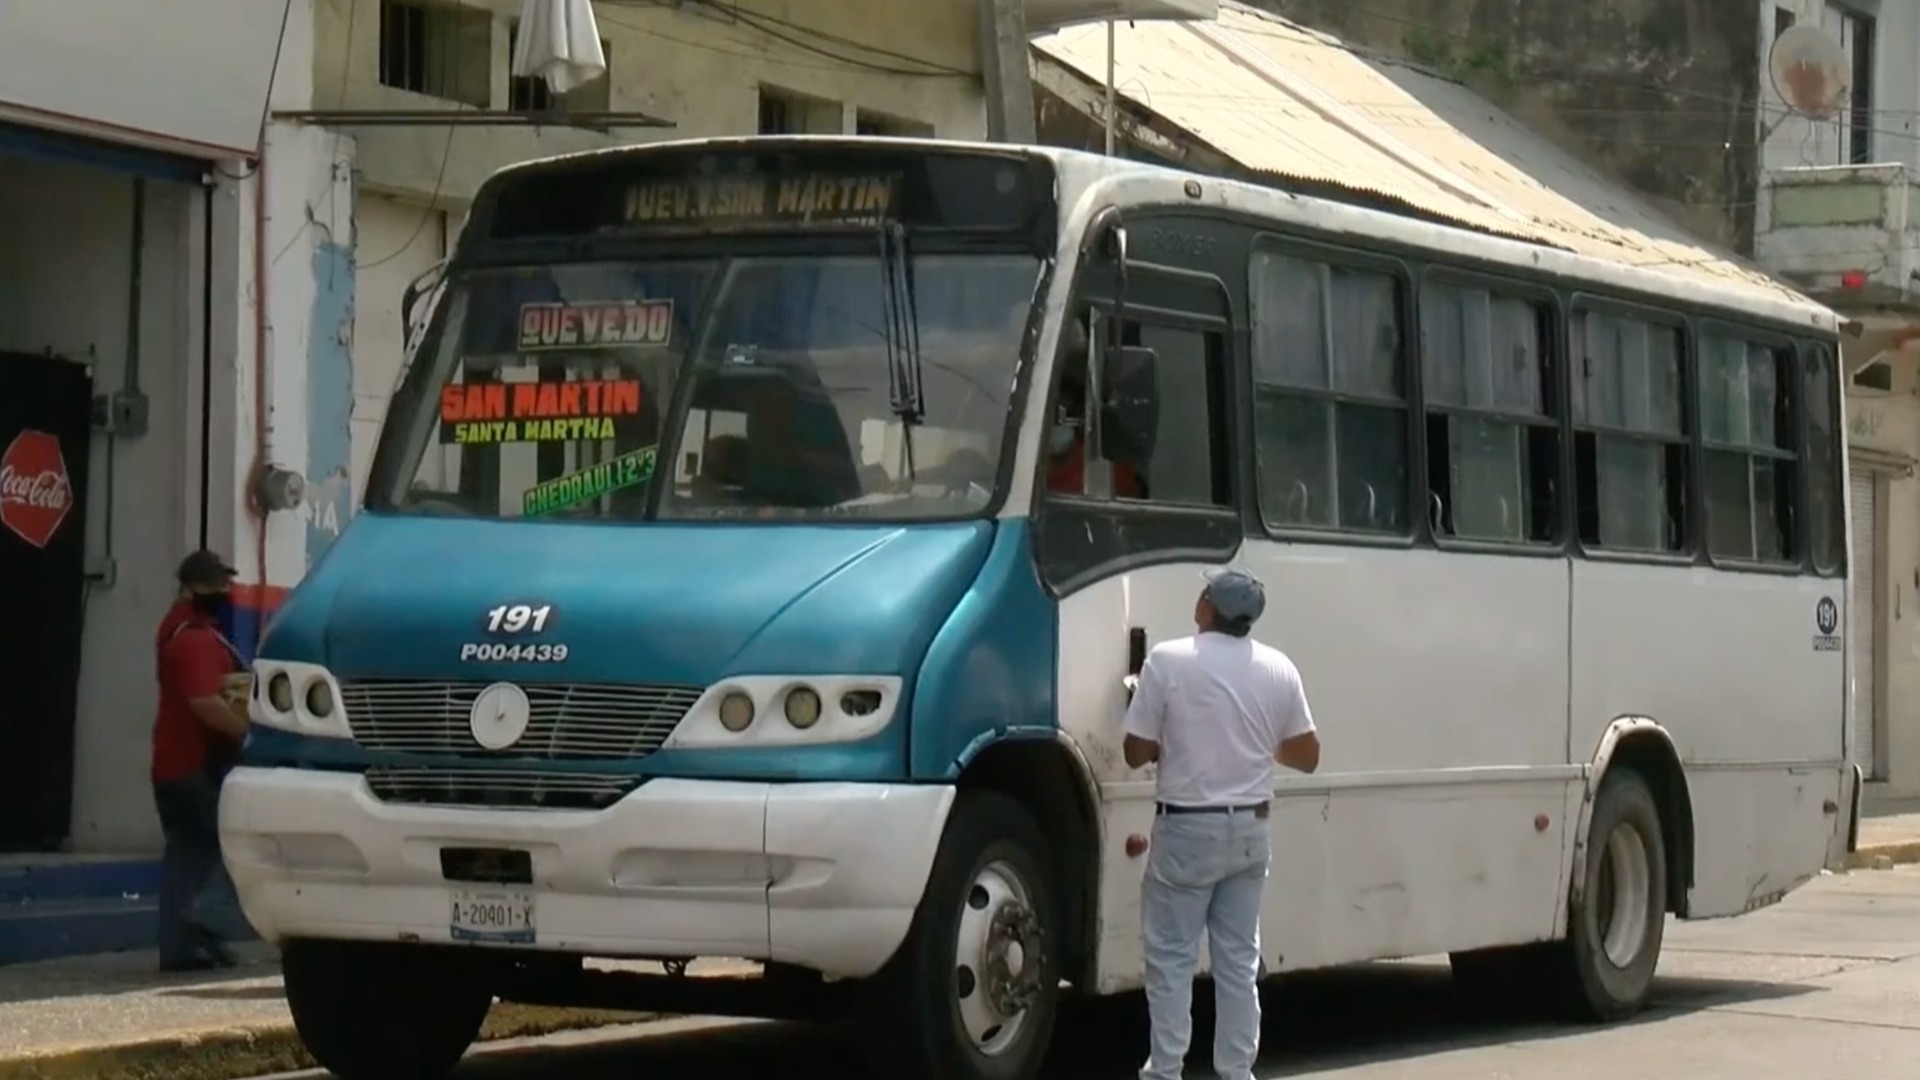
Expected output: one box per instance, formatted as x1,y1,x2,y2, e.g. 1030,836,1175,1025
1122,566,1319,1080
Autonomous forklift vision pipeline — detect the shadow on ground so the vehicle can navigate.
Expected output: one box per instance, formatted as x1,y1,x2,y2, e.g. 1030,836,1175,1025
436,960,1816,1079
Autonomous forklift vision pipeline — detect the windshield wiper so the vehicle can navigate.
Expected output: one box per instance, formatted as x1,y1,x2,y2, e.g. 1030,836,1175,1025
879,220,925,481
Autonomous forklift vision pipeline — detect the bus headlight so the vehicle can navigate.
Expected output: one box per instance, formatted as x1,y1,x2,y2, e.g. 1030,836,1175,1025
267,672,294,713
784,686,822,729
719,691,756,732
304,678,335,719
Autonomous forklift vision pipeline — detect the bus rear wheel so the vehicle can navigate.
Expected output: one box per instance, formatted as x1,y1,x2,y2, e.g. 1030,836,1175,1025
857,790,1061,1080
1546,768,1668,1022
282,940,493,1080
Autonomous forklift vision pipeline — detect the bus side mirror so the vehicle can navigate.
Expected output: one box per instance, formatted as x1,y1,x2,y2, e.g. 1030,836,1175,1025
1100,345,1160,464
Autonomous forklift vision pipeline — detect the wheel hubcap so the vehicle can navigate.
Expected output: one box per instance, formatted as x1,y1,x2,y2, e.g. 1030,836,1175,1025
954,861,1043,1055
1596,825,1652,968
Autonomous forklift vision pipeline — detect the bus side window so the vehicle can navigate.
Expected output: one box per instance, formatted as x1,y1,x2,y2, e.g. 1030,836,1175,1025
1421,283,1559,545
1571,310,1688,554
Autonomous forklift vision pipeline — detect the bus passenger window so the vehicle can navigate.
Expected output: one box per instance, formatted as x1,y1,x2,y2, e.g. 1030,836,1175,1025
1249,250,1410,535
1420,284,1558,544
1699,334,1796,564
1571,310,1688,554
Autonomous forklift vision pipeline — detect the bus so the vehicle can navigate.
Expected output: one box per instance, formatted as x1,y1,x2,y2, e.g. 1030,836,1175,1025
221,136,1862,1080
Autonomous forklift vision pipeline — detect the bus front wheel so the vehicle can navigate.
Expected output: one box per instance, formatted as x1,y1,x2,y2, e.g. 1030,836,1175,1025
1550,768,1669,1021
282,939,493,1080
857,790,1061,1080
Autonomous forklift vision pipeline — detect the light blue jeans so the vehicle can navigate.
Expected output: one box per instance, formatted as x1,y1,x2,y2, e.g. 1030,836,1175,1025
1139,808,1271,1080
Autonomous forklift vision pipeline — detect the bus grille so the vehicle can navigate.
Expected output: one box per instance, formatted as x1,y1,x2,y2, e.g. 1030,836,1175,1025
339,679,703,759
365,766,640,811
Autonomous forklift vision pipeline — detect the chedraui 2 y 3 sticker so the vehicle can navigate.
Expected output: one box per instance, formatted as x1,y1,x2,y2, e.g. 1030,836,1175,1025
438,379,644,445
523,446,659,518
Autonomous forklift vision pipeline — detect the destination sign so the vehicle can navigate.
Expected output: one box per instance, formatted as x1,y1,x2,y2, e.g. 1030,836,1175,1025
623,173,899,228
438,379,643,445
520,301,673,351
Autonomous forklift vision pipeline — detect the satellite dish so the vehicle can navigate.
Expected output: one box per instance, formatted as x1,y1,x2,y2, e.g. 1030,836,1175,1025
1769,24,1851,119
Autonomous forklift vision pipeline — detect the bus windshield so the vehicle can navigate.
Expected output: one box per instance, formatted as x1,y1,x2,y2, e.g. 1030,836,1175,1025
376,251,1038,523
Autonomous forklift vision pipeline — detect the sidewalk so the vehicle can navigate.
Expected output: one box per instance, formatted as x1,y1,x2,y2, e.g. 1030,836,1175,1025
1848,806,1920,870
0,945,719,1080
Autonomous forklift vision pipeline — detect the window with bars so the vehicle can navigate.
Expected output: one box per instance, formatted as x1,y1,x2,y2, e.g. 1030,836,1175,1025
378,0,492,109
757,86,841,134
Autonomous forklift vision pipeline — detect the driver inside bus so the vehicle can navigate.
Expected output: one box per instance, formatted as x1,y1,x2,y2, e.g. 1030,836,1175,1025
1048,318,1145,499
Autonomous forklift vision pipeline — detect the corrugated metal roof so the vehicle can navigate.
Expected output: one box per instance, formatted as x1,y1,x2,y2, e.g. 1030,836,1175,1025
1031,3,1810,306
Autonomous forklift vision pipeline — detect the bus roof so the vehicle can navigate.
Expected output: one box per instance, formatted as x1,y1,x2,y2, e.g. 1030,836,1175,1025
475,135,1842,339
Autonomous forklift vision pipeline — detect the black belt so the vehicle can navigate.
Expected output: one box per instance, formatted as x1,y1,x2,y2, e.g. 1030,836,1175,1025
1156,801,1269,819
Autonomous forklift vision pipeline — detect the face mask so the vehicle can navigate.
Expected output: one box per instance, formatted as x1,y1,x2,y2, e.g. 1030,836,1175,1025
1049,425,1076,455
191,592,228,618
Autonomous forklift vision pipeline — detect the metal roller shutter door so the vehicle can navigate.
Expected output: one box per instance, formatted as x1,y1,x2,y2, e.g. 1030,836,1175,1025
1850,468,1878,779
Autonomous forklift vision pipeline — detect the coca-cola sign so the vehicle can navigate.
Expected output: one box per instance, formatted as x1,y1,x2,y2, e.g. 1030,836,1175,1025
0,430,74,550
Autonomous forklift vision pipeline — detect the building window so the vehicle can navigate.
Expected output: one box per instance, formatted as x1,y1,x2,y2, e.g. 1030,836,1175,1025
758,86,841,134
1835,5,1876,164
1572,310,1688,554
1698,334,1796,563
1853,359,1892,390
507,21,611,128
1420,282,1559,544
855,109,934,138
379,0,491,109
1249,248,1410,535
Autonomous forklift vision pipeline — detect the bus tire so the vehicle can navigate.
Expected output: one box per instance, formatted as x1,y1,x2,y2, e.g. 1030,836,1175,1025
1549,768,1668,1022
282,939,493,1080
857,790,1061,1080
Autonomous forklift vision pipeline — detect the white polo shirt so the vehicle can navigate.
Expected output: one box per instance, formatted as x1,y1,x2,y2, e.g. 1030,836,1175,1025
1122,631,1315,808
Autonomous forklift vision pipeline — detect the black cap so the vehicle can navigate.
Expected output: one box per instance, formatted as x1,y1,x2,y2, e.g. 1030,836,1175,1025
177,549,238,589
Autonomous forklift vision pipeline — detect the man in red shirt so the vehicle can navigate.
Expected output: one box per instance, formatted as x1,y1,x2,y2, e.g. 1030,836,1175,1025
152,549,249,972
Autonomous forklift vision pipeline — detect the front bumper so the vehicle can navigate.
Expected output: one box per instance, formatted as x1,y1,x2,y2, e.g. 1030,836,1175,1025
218,767,954,978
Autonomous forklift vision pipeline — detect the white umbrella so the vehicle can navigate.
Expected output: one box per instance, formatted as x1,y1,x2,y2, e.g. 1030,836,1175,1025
511,0,607,95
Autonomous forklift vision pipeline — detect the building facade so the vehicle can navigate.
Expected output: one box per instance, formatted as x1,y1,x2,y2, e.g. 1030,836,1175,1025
0,0,1208,864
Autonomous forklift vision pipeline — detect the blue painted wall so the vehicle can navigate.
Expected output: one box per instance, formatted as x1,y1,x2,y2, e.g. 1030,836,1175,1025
304,240,355,570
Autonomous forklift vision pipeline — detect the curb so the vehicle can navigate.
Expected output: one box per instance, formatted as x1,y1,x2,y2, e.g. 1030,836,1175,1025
1843,840,1920,871
0,1002,654,1080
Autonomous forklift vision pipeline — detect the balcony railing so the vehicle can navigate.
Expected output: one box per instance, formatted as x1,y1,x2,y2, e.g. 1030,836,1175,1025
1755,163,1920,306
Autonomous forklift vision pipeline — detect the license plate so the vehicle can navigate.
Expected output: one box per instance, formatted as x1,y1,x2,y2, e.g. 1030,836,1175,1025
449,888,535,944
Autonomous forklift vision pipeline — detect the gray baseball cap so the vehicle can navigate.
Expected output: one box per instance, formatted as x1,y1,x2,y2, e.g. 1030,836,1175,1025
1202,566,1266,623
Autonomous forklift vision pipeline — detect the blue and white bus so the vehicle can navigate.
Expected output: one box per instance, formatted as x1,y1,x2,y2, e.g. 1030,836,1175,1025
223,136,1861,1080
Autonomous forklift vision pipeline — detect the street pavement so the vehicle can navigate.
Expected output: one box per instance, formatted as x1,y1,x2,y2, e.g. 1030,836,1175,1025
229,863,1920,1080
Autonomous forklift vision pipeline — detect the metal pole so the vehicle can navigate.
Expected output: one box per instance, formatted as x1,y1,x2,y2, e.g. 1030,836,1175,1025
1105,18,1117,155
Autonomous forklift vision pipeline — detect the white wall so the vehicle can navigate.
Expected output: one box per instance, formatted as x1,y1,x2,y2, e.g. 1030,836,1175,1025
0,0,306,156
350,194,448,507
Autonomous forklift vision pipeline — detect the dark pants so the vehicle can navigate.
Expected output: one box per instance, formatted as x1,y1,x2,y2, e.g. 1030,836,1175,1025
153,772,232,964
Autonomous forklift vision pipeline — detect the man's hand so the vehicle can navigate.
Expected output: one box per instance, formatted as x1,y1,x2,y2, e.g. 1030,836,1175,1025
1276,730,1319,774
190,694,250,741
1123,733,1160,769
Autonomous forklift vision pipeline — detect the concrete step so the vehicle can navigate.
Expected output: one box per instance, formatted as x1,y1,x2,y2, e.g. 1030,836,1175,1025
0,896,157,966
0,858,257,966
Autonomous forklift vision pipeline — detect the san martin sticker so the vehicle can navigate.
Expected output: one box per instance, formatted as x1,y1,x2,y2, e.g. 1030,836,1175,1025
437,378,644,445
